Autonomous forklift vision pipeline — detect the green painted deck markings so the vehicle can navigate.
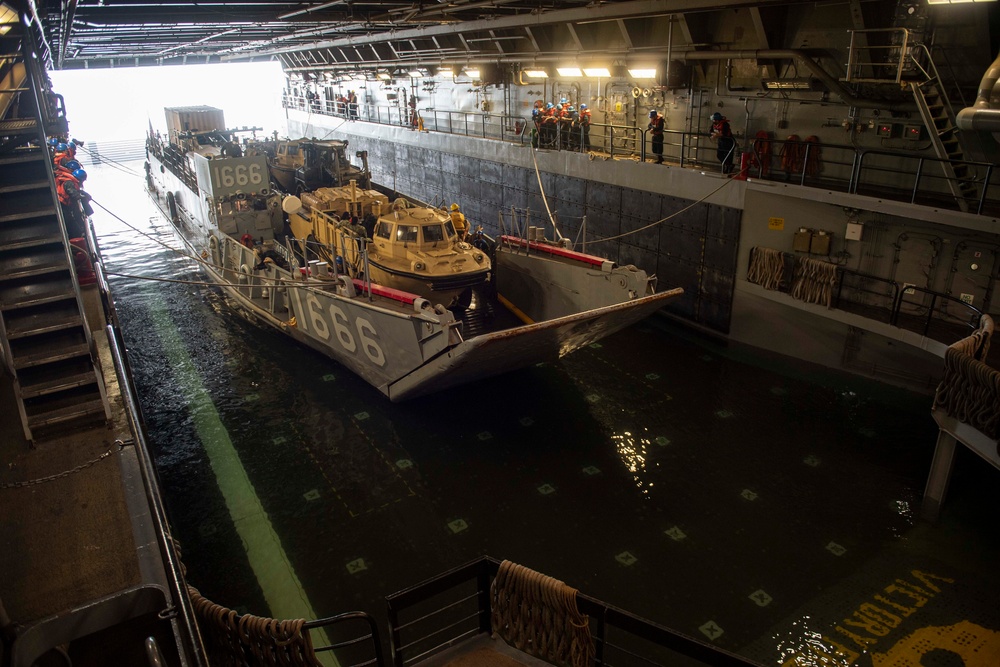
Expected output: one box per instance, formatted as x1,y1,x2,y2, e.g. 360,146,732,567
448,519,468,534
273,436,287,445
199,521,217,537
715,409,734,418
826,542,847,556
804,455,821,467
346,558,367,574
322,373,336,382
615,551,637,566
700,354,714,362
396,459,413,470
148,293,338,667
770,386,788,396
586,394,601,403
664,526,686,541
589,343,602,349
477,431,493,441
749,590,773,607
537,484,555,495
858,427,877,438
699,621,724,640
645,373,660,380
354,411,370,421
741,489,759,501
655,436,670,446
582,466,600,476
519,417,534,426
245,393,260,402
303,489,320,501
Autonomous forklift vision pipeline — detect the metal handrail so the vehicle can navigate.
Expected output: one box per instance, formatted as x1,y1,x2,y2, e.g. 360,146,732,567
845,28,911,83
834,268,900,322
304,611,385,666
385,556,764,667
891,284,984,337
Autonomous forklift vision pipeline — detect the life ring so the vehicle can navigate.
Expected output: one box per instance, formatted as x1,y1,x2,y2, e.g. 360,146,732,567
166,191,178,221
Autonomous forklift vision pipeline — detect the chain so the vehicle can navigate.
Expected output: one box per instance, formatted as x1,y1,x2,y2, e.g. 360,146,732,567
0,439,132,490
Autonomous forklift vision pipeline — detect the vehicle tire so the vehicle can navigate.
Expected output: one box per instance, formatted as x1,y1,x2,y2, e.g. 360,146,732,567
166,192,178,222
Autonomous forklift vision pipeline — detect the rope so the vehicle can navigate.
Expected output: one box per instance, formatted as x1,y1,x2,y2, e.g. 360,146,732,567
933,316,1000,438
746,247,785,290
790,256,838,307
529,145,564,241
187,586,323,667
490,560,594,667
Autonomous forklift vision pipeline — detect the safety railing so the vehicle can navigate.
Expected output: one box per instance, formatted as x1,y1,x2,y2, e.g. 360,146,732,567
850,150,996,214
845,28,912,84
386,556,763,667
833,269,899,325
283,98,1000,216
892,284,984,338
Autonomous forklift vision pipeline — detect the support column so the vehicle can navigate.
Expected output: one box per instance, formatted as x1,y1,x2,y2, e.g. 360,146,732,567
921,429,958,522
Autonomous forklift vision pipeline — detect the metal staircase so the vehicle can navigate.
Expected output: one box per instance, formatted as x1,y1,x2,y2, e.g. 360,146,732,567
908,45,978,212
1,2,110,442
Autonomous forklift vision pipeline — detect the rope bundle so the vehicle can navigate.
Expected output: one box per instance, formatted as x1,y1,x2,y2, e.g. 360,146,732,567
746,247,785,291
790,257,838,307
933,317,1000,439
490,561,594,667
188,586,322,667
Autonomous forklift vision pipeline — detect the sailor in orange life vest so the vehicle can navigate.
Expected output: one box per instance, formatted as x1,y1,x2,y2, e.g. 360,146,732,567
647,110,665,164
710,112,736,174
56,167,91,239
449,203,468,241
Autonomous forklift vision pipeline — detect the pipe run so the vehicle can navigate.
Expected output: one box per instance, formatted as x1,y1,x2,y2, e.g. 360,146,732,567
956,50,1000,131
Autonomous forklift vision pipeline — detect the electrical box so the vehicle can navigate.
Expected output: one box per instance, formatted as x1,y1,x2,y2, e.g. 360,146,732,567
810,230,832,255
903,125,924,141
793,228,813,252
845,222,864,241
876,123,898,138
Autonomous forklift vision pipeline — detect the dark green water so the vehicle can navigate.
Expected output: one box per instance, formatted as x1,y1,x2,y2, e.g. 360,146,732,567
88,162,1000,666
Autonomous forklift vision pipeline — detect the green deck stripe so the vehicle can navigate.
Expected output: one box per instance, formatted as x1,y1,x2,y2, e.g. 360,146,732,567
148,291,337,666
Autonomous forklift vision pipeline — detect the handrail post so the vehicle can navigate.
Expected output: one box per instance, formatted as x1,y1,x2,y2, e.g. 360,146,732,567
680,132,686,168
476,559,491,634
978,165,992,215
912,158,924,204
800,143,810,186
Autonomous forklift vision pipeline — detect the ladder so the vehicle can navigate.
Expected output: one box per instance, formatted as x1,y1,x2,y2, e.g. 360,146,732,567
909,53,978,212
0,5,110,442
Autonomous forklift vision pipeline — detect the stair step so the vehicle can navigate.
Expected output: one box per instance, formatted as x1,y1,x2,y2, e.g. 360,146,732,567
0,256,72,281
0,205,57,224
0,283,76,311
5,307,83,338
12,341,90,369
26,397,106,429
0,231,64,252
0,179,49,194
20,370,99,399
0,152,46,167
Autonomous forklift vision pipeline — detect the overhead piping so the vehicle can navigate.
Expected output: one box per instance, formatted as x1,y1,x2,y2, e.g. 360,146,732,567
956,50,1000,132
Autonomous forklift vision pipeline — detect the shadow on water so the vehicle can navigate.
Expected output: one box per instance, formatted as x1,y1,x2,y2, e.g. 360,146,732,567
90,162,1000,663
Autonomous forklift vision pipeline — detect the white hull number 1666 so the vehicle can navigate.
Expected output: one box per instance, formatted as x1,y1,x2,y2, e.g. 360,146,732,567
293,291,386,366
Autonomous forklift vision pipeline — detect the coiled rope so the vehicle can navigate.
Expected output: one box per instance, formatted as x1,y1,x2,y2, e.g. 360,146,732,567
933,316,1000,438
746,247,785,291
790,257,838,307
187,586,323,667
490,560,594,667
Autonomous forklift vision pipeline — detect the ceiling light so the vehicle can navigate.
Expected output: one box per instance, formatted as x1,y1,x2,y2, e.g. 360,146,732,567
408,70,423,77
628,68,657,79
556,67,582,77
437,68,453,77
583,67,611,77
523,69,548,78
378,72,391,80
927,0,995,4
762,78,817,90
464,68,480,78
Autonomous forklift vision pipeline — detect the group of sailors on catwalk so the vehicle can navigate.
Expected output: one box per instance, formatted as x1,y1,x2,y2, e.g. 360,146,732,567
48,136,92,238
531,98,592,151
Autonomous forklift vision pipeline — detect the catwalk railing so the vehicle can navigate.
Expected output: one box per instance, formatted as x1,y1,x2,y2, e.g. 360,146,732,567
386,556,763,667
285,97,1000,218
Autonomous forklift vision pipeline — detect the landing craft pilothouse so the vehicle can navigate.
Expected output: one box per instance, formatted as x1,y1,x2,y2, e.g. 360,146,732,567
145,105,680,399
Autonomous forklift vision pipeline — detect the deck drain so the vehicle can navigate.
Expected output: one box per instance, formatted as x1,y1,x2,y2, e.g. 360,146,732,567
448,519,468,534
346,558,367,574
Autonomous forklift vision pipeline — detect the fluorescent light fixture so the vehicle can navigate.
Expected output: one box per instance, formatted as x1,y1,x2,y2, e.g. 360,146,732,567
377,72,391,80
762,78,816,90
437,68,453,77
408,70,423,77
628,68,657,79
928,0,995,4
583,67,611,77
523,69,548,78
556,67,582,77
464,68,480,78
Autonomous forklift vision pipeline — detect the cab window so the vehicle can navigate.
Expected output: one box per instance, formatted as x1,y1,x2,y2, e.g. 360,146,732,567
287,145,299,156
376,221,393,239
396,225,418,243
444,220,457,237
423,225,445,243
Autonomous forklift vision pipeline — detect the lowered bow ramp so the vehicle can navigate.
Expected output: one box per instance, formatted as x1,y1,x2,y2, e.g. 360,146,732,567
386,288,682,400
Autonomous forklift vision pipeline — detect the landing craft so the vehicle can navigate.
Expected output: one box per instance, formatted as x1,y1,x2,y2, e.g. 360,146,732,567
145,106,680,400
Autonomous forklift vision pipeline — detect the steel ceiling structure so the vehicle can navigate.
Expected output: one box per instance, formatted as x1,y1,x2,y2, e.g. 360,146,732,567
24,0,831,74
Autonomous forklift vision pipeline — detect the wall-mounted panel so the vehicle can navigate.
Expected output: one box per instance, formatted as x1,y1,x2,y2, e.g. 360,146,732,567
619,215,659,252
586,182,622,212
659,227,704,265
703,236,738,272
662,197,707,234
480,160,503,185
